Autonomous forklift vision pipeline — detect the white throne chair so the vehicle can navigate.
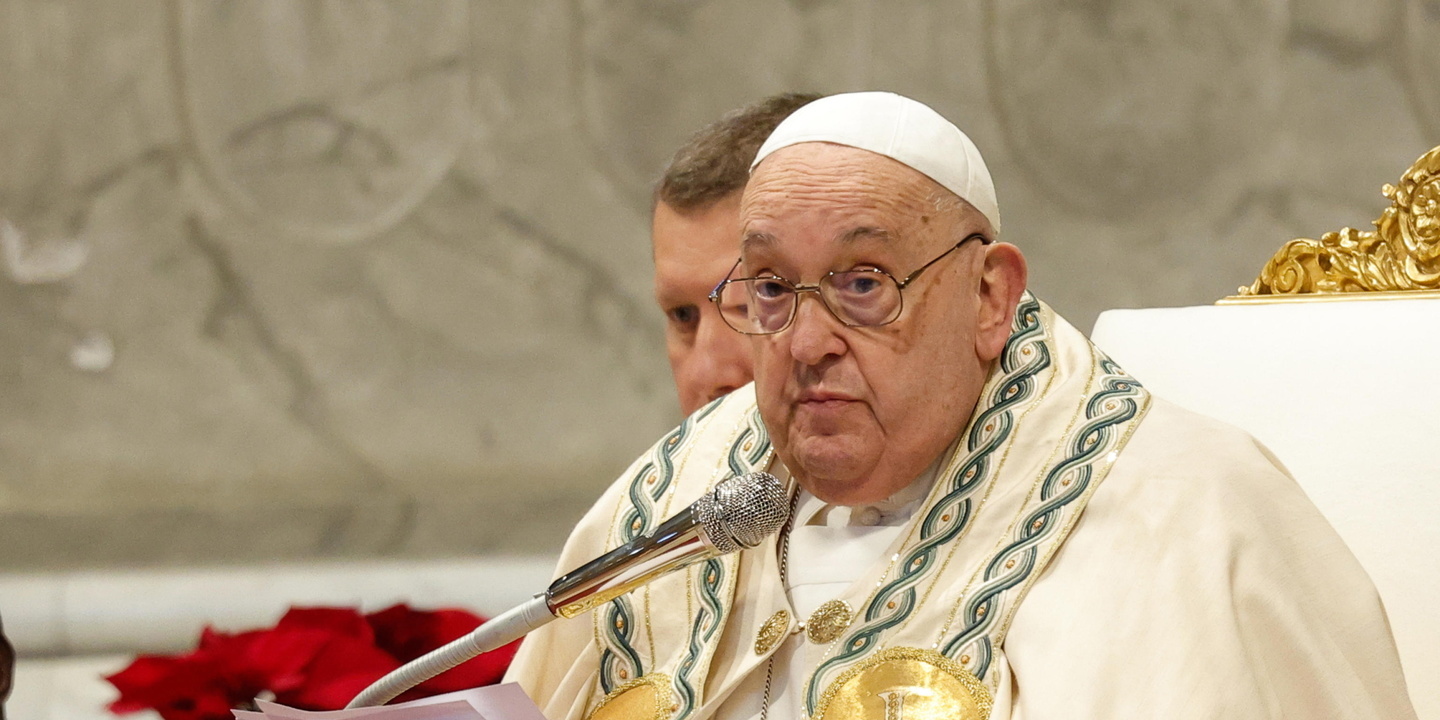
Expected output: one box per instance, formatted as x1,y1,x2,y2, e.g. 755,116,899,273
1092,146,1440,719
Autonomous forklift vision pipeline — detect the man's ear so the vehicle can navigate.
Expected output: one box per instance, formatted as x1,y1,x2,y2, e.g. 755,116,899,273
975,242,1028,362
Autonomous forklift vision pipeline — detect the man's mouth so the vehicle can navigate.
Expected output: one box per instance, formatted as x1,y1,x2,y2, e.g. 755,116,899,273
796,391,860,408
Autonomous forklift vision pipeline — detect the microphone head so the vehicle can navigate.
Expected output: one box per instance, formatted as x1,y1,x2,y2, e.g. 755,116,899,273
695,471,790,554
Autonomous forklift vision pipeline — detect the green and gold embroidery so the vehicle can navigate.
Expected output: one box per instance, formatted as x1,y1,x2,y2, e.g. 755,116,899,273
598,399,720,693
939,353,1149,681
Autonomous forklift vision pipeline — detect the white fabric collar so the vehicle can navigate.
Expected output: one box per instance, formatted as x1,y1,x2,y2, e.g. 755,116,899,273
785,446,950,529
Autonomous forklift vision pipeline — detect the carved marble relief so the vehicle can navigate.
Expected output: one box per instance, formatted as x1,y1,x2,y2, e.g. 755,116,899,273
571,0,872,207
175,0,472,244
984,0,1287,217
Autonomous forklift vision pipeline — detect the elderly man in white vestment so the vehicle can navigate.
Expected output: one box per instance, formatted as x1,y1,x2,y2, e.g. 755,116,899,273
505,92,1416,720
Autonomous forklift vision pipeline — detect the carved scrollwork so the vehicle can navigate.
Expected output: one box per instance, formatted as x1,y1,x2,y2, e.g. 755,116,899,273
1237,145,1440,297
571,0,869,208
984,0,1286,217
173,0,471,244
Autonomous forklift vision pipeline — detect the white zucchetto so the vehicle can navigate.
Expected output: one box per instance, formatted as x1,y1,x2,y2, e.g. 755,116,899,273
751,91,1001,233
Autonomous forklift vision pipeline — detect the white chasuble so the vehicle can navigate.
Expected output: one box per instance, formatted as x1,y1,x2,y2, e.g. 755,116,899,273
505,294,1415,720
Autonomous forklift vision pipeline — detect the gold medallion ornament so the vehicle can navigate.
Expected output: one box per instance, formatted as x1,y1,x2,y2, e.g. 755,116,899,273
587,673,674,720
813,647,994,720
755,610,791,655
806,600,855,645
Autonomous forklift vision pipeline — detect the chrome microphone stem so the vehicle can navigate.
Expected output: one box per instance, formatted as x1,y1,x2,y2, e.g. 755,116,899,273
545,506,719,619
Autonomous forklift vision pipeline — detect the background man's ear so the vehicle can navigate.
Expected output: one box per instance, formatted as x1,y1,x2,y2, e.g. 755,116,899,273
975,243,1028,362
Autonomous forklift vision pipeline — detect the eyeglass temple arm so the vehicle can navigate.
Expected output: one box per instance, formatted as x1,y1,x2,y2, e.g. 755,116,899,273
708,257,744,302
896,233,991,289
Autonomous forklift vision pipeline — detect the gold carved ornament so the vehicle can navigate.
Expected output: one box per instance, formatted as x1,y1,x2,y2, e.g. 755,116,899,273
1229,144,1440,301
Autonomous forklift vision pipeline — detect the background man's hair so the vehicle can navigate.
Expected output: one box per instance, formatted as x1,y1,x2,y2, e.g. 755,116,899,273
654,91,823,212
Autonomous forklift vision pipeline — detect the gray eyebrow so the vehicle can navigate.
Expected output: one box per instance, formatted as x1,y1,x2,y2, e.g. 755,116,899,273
839,226,893,244
741,231,777,252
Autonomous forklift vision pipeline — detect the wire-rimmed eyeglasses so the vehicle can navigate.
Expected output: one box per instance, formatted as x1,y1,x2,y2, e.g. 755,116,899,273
707,232,991,335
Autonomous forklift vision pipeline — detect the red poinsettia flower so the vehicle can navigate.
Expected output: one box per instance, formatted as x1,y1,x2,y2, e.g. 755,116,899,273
366,604,520,700
106,604,514,720
106,653,244,720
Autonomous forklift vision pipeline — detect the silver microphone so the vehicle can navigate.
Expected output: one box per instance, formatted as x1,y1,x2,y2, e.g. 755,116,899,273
546,470,789,618
347,470,790,708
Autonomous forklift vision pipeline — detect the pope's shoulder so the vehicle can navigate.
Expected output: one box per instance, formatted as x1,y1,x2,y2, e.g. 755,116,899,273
1004,386,1406,718
1096,394,1322,533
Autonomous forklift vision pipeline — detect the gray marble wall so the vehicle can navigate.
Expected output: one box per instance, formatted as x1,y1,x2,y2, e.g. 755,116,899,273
1,0,1435,571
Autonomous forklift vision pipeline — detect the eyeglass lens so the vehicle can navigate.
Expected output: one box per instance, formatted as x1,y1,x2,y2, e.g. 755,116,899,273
716,270,903,334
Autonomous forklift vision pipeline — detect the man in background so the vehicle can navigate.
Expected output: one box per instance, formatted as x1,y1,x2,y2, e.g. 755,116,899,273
651,92,821,414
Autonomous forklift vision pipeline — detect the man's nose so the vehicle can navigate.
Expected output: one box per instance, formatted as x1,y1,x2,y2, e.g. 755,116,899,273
787,292,847,366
